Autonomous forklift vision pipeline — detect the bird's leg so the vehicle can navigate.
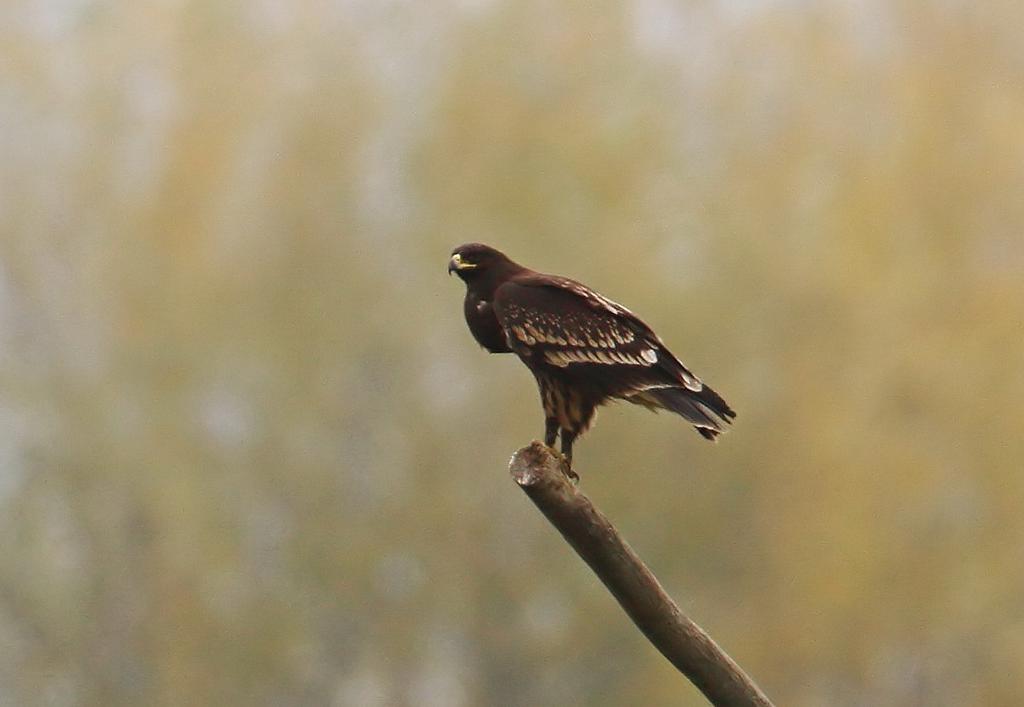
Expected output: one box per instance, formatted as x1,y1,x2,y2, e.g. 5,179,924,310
544,417,559,448
559,429,580,482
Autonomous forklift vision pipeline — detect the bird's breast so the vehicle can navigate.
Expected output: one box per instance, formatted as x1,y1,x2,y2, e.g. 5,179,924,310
464,294,512,353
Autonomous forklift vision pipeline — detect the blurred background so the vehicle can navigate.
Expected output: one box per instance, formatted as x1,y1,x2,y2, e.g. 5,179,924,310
2,0,1023,705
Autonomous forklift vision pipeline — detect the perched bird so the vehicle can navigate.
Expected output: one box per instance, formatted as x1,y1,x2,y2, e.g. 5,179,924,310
448,243,735,473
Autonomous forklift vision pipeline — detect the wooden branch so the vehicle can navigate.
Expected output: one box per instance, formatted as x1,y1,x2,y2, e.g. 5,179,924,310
509,441,774,707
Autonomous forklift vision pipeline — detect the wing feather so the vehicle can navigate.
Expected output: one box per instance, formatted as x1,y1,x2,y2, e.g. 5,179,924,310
493,275,703,393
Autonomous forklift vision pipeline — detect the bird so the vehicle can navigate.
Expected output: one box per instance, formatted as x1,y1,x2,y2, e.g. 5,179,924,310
448,243,735,475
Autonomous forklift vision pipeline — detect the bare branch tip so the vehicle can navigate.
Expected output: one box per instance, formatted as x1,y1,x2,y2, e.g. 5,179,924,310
508,441,562,486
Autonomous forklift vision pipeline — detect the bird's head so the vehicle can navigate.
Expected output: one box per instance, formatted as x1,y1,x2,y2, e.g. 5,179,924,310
448,243,513,282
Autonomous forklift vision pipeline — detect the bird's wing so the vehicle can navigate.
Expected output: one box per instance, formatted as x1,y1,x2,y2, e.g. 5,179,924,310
492,274,703,392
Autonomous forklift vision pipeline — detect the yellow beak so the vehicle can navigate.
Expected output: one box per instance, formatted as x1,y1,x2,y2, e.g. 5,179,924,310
448,253,477,274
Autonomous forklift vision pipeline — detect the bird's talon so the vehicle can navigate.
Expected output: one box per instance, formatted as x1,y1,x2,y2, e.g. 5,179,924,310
557,456,579,484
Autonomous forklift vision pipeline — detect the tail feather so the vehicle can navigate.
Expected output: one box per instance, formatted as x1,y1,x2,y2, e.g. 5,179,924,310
636,383,735,441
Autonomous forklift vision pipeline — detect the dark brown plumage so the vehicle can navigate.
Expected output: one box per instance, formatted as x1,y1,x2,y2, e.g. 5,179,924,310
448,243,735,470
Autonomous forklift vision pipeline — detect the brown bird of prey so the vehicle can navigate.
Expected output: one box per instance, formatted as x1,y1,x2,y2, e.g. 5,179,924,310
448,243,735,473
